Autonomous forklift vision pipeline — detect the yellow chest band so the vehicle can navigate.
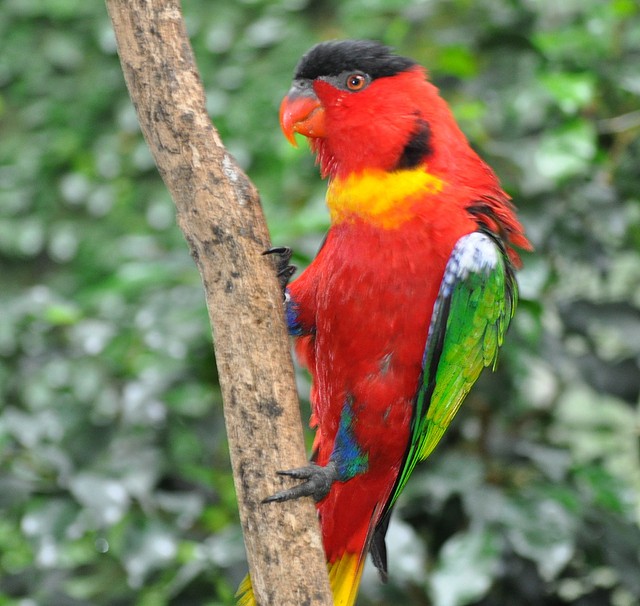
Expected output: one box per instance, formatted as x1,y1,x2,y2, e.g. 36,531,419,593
326,168,445,229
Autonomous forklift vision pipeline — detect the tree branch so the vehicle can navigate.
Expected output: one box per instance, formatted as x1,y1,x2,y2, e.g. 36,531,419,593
104,1,332,604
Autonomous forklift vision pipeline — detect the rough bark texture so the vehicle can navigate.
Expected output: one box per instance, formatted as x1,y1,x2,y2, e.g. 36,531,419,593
105,1,333,604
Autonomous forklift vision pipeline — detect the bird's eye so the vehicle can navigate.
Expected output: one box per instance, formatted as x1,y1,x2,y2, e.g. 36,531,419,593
346,73,367,91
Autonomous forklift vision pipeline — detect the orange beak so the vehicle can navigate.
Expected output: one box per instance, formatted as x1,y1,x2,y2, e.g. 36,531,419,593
279,88,326,147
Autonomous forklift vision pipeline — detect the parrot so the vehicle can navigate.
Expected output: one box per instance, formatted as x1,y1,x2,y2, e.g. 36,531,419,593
238,39,530,605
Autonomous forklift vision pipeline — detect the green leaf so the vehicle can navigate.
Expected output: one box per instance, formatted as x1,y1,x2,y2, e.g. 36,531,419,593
429,527,501,606
502,494,576,581
534,119,597,182
539,71,596,114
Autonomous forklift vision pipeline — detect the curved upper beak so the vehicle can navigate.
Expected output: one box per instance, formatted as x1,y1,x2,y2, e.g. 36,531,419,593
279,84,326,147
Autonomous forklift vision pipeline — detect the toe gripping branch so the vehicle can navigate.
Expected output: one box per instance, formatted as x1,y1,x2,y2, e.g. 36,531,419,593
262,247,296,296
262,461,339,504
262,400,369,505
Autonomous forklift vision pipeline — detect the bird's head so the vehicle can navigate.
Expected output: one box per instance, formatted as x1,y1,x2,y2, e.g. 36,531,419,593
280,40,531,263
280,40,474,181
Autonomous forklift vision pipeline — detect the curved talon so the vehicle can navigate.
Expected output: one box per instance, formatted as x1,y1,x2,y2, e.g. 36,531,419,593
263,246,292,260
277,265,296,282
262,462,339,504
263,246,296,293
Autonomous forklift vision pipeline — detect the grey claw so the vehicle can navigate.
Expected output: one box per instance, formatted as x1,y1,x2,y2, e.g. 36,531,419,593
263,246,296,293
262,462,338,504
262,246,292,261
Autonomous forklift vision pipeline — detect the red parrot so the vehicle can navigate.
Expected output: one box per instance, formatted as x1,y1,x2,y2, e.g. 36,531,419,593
239,40,530,605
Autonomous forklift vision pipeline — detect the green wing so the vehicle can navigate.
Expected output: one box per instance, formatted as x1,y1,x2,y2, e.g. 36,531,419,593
390,231,517,508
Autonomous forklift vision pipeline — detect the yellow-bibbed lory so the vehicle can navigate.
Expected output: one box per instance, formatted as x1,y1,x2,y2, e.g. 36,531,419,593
239,39,530,606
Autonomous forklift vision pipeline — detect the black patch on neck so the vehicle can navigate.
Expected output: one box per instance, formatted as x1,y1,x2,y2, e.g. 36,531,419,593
294,40,417,81
396,118,432,170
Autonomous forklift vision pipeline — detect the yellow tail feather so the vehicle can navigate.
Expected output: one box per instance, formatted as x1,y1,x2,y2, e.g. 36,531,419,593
236,574,254,606
328,552,366,606
236,552,365,606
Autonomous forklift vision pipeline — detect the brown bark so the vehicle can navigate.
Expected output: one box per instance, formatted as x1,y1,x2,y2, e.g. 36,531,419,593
104,1,333,604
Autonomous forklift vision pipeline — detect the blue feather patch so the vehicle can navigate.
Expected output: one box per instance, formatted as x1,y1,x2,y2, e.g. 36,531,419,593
285,290,304,336
331,399,369,481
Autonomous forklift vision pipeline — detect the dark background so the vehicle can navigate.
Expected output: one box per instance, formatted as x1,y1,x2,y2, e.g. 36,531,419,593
1,0,639,604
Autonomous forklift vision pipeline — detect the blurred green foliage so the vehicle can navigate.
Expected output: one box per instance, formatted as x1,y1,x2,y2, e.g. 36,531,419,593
1,0,639,604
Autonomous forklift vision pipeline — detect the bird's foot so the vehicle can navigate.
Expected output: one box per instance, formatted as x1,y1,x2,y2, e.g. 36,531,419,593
262,246,296,296
262,461,339,504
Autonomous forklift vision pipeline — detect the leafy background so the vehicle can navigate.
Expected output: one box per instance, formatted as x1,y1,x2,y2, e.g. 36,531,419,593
1,0,639,604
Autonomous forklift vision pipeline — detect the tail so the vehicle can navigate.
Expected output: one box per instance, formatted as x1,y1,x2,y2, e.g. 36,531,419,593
236,551,366,606
328,551,367,606
236,575,254,606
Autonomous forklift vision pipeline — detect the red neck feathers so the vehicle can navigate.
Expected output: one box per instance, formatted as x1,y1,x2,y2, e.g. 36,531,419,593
310,68,478,182
309,67,531,264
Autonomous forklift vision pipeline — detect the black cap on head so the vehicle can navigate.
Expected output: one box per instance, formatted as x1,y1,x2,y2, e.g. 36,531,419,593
294,40,417,81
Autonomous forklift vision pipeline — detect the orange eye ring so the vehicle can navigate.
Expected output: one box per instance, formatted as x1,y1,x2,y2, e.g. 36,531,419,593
346,73,367,91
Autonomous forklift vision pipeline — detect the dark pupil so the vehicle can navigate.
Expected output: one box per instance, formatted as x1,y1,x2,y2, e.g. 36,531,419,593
350,76,361,87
